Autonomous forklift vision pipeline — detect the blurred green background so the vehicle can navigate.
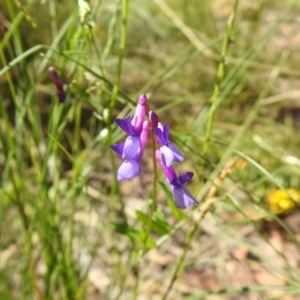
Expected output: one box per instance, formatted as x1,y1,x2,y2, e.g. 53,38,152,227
1,0,300,299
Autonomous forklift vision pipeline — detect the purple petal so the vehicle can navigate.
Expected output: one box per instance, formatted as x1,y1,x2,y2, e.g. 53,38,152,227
48,67,66,102
153,124,171,146
178,172,194,185
110,142,125,157
48,67,64,89
172,186,198,209
149,110,160,128
117,159,141,181
168,143,184,162
140,121,150,153
122,136,141,159
138,94,147,105
131,95,147,131
153,127,165,145
162,123,170,143
57,88,66,103
115,117,140,136
155,150,177,183
160,146,174,167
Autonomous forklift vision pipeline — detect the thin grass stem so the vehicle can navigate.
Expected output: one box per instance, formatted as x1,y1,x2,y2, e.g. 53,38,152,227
202,0,239,157
106,0,129,225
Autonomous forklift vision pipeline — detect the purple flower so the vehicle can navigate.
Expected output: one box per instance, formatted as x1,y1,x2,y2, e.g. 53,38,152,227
156,150,198,209
113,116,142,160
110,95,149,181
150,111,184,167
48,67,66,103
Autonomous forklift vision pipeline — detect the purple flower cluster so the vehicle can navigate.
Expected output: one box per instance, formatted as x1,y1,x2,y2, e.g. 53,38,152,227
110,94,149,181
111,94,198,209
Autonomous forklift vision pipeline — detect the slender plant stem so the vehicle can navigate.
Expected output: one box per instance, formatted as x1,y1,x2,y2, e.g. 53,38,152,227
49,0,58,39
101,4,120,70
151,120,158,211
132,105,158,299
161,158,235,300
202,0,239,157
161,201,212,300
0,43,18,109
162,54,286,300
107,0,129,218
161,2,240,299
109,0,128,113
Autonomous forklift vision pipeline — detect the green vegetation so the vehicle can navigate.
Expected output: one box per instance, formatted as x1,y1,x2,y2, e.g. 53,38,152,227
1,0,300,299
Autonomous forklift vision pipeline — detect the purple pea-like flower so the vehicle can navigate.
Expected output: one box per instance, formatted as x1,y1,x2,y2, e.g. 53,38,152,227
116,121,149,181
150,111,184,167
114,116,142,160
48,67,66,103
156,150,198,209
110,94,149,181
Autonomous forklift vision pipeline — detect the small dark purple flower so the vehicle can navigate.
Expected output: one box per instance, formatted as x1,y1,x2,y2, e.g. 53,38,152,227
156,150,198,209
150,111,184,167
48,66,66,103
110,95,149,181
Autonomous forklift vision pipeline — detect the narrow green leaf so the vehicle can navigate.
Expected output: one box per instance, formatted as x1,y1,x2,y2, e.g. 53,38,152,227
139,231,155,249
106,221,140,242
135,210,170,235
0,44,44,77
154,208,171,231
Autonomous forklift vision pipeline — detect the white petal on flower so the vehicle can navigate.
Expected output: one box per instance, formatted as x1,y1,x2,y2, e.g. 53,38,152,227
161,146,174,167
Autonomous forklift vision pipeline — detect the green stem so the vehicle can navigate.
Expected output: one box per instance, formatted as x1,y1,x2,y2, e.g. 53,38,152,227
202,0,239,157
151,121,158,210
107,0,129,219
109,0,128,114
162,10,290,300
161,201,212,300
132,115,158,299
0,41,18,110
162,2,240,299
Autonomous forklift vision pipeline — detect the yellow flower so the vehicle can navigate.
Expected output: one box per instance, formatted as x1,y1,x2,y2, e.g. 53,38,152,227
267,188,300,213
